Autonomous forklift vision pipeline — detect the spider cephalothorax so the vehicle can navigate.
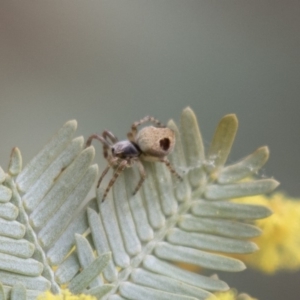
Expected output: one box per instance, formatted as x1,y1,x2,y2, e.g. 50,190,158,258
86,116,182,202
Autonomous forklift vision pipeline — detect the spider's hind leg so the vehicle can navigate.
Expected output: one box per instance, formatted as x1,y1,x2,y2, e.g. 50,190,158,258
129,116,165,141
132,160,146,195
160,157,182,181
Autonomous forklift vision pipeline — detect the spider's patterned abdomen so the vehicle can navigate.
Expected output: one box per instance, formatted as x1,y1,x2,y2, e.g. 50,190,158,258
136,126,175,160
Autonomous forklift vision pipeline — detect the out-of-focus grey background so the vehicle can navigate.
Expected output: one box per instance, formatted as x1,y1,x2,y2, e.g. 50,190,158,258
1,1,299,299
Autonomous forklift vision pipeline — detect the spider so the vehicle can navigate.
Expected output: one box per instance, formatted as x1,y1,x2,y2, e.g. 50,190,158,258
86,116,182,202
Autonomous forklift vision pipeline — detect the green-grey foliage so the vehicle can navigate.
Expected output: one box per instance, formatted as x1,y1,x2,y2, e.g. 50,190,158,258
0,107,278,299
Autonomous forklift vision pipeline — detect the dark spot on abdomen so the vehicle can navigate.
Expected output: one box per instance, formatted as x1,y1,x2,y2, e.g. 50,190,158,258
160,138,170,151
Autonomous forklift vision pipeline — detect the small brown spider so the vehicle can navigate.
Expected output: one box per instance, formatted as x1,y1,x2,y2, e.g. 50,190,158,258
86,116,182,202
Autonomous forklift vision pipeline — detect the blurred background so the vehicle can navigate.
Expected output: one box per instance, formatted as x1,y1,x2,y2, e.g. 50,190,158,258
1,1,299,299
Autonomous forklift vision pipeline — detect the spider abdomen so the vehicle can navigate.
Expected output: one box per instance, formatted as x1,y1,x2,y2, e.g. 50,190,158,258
136,126,175,160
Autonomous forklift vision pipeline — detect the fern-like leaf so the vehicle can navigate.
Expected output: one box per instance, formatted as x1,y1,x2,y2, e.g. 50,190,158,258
0,108,278,300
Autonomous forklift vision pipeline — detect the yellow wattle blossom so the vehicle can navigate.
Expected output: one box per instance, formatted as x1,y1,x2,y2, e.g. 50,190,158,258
234,192,300,274
37,290,97,300
207,289,257,300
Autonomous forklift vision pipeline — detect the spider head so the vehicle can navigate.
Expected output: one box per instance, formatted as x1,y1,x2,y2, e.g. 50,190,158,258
111,140,141,159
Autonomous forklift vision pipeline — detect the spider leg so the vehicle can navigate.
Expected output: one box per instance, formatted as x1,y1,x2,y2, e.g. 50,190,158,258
85,133,111,161
86,131,118,159
97,164,111,188
85,134,110,148
102,131,118,158
160,157,182,181
129,116,165,140
102,130,118,143
127,131,134,143
101,159,128,202
132,160,146,195
97,156,119,188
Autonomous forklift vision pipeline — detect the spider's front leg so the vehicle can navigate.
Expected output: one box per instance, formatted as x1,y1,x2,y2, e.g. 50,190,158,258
101,159,128,202
86,130,118,159
97,156,119,188
102,130,118,144
85,134,107,148
97,165,110,188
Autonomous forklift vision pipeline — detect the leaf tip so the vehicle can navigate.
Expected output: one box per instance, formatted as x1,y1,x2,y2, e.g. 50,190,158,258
167,119,177,130
8,147,22,176
271,179,280,190
0,167,5,184
65,119,78,130
181,106,196,119
222,113,238,123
